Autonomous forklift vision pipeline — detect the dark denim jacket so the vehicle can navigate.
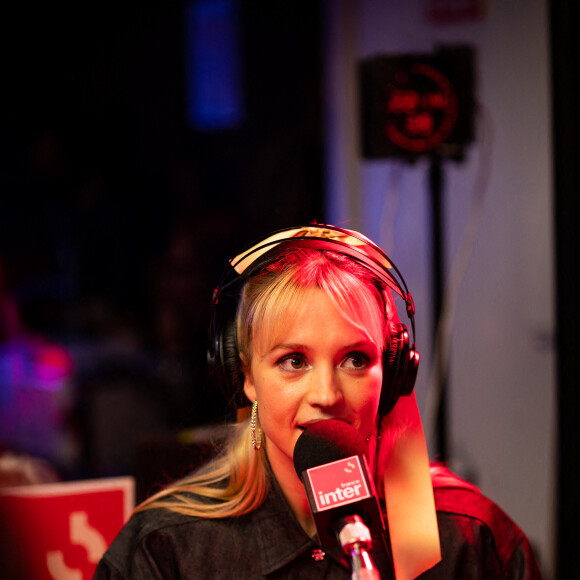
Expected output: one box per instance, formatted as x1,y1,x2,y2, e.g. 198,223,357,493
94,470,542,579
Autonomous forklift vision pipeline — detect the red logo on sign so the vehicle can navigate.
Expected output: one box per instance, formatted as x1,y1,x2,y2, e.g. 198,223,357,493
0,477,134,579
306,456,370,512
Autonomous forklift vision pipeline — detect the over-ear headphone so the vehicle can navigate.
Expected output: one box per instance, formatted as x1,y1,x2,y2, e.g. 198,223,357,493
207,224,419,418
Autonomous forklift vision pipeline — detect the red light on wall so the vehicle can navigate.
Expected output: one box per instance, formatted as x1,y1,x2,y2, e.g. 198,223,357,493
383,62,459,153
359,46,475,160
387,90,421,114
423,92,448,109
427,0,487,24
404,112,434,136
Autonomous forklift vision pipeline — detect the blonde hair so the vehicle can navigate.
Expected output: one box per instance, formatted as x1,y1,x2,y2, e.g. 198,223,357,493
237,249,390,366
138,248,396,517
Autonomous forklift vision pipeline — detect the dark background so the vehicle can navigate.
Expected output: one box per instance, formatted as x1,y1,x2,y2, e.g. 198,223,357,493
0,1,324,336
0,1,324,486
551,0,580,577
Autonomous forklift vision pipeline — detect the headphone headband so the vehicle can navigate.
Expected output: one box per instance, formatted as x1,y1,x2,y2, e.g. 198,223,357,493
227,225,414,316
232,225,392,272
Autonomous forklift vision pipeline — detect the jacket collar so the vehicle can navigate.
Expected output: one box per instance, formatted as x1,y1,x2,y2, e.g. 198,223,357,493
249,465,346,575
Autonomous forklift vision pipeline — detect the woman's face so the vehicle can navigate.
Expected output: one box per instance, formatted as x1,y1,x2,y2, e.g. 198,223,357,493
243,287,383,488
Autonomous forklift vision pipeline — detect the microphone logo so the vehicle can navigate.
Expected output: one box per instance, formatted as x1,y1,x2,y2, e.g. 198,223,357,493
344,461,356,473
306,456,372,512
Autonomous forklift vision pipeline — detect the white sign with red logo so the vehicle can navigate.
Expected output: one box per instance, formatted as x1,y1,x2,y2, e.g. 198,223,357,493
306,456,371,512
0,476,134,580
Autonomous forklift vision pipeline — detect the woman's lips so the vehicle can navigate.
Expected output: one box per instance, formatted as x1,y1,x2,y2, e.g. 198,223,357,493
297,418,351,430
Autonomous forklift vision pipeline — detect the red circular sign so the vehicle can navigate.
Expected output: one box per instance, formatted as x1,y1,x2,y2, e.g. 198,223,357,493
383,63,458,153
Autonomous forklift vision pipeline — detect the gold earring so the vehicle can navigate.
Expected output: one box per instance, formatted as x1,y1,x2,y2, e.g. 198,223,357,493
251,399,263,451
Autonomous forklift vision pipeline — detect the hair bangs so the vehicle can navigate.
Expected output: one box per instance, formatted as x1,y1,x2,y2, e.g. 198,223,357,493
238,249,389,364
250,277,309,357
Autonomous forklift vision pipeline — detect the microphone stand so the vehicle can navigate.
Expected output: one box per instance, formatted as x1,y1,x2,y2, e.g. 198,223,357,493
337,515,381,580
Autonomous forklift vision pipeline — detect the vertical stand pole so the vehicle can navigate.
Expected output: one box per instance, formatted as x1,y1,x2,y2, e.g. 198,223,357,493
429,156,448,462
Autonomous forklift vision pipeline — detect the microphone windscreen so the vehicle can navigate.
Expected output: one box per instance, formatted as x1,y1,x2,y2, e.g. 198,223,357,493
293,419,368,477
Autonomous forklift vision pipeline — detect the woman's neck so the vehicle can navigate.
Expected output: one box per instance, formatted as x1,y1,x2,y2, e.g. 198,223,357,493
266,444,317,537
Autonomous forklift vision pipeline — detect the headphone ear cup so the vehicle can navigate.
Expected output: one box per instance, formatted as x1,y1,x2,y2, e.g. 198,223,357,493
207,279,250,409
379,322,419,416
219,319,249,408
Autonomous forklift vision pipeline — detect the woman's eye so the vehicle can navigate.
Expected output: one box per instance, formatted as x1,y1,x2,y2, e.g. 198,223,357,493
343,352,370,369
278,354,307,371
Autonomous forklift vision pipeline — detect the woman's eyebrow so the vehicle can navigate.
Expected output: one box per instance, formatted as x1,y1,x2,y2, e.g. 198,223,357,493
270,340,377,353
269,342,309,352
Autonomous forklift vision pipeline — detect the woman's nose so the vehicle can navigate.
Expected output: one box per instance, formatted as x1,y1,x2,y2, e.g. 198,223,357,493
306,365,344,408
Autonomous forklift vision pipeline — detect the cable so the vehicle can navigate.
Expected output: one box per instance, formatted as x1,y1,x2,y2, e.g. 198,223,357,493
422,103,495,451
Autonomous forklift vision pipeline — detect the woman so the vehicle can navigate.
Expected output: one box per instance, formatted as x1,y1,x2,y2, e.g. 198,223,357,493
94,224,542,580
